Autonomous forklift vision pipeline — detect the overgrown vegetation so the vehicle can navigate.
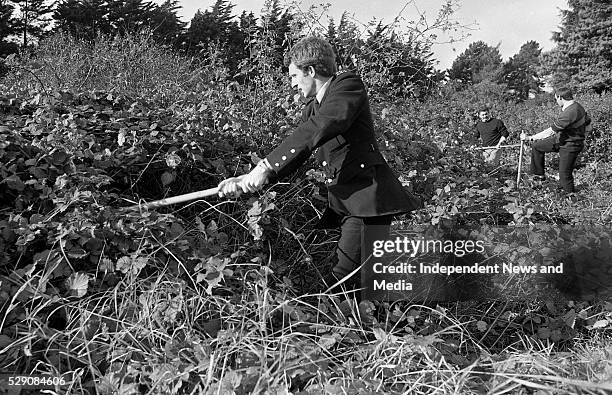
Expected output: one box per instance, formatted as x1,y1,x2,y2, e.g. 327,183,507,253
1,2,611,394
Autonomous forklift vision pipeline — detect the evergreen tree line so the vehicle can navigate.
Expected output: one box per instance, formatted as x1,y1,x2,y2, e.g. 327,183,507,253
448,40,546,100
448,0,611,95
0,0,446,97
0,0,609,95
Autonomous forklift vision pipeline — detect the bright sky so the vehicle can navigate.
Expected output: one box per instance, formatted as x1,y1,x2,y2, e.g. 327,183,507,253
170,0,568,69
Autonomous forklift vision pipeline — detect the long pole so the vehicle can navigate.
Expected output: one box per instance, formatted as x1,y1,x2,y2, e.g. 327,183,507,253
125,187,219,211
516,140,525,186
473,144,521,150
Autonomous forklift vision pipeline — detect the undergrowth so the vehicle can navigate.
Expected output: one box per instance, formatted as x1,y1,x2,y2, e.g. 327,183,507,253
0,32,610,394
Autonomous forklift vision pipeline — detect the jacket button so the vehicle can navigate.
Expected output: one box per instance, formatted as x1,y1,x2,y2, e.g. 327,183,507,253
290,149,296,153
360,163,365,168
282,156,287,160
327,178,333,183
275,163,280,167
322,161,327,166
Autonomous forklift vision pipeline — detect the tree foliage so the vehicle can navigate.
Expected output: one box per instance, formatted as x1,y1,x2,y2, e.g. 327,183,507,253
448,40,502,84
54,0,185,45
498,40,543,100
323,14,442,98
106,0,156,34
10,0,54,47
364,22,441,97
258,0,294,67
327,12,360,71
54,0,113,39
185,0,247,73
542,0,612,92
0,0,18,56
146,0,187,45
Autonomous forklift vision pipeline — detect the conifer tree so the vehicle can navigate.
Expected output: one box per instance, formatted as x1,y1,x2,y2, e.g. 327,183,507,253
260,0,294,67
325,17,336,43
55,0,186,44
448,41,502,84
186,0,236,50
147,0,186,45
362,21,438,97
186,0,246,73
334,11,361,70
542,0,612,92
10,0,53,47
0,0,18,55
54,0,113,39
107,0,155,35
499,40,543,100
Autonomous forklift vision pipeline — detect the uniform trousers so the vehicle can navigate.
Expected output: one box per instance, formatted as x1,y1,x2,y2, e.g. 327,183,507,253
333,215,393,283
530,135,583,193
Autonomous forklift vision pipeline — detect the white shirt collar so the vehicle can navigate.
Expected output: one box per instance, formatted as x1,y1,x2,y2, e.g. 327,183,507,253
316,78,332,104
562,100,575,111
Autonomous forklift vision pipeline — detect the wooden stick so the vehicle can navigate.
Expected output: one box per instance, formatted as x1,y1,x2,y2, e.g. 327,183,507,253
125,187,219,211
473,144,521,150
516,140,525,186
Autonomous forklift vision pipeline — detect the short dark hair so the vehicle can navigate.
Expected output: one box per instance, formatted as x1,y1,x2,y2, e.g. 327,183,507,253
478,106,491,113
554,87,574,100
285,36,337,77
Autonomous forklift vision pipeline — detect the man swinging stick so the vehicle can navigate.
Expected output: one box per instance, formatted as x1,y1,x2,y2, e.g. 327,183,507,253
217,37,420,288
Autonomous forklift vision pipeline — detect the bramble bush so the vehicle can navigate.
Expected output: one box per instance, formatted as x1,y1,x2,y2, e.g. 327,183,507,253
1,31,611,394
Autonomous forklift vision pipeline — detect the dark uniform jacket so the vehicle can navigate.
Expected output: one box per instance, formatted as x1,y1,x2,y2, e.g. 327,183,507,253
266,71,420,228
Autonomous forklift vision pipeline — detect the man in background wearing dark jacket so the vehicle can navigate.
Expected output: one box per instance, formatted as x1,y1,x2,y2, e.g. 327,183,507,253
217,36,420,290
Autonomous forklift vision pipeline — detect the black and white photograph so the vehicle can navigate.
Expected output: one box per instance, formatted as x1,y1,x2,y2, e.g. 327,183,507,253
0,0,611,393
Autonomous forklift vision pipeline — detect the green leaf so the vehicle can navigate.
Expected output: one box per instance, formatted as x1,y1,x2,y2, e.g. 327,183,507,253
318,334,337,350
116,257,131,274
66,272,90,298
165,152,181,168
117,130,126,147
5,175,25,191
562,309,576,328
116,255,147,276
591,319,609,329
161,171,175,186
372,327,387,341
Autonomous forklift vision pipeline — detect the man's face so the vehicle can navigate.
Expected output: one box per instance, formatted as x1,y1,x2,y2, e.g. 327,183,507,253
555,95,563,106
289,63,316,98
478,111,491,122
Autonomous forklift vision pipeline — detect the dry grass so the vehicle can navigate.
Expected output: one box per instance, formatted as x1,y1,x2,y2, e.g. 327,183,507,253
5,266,609,394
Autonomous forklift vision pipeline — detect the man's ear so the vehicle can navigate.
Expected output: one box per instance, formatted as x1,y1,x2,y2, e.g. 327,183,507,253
307,65,316,77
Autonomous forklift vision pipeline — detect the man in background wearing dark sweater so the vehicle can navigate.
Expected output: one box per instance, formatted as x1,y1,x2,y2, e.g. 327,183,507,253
475,106,509,166
521,87,591,194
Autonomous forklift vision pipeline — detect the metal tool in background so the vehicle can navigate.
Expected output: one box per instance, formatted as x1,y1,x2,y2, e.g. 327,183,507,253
472,137,527,186
516,139,525,186
473,143,521,150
